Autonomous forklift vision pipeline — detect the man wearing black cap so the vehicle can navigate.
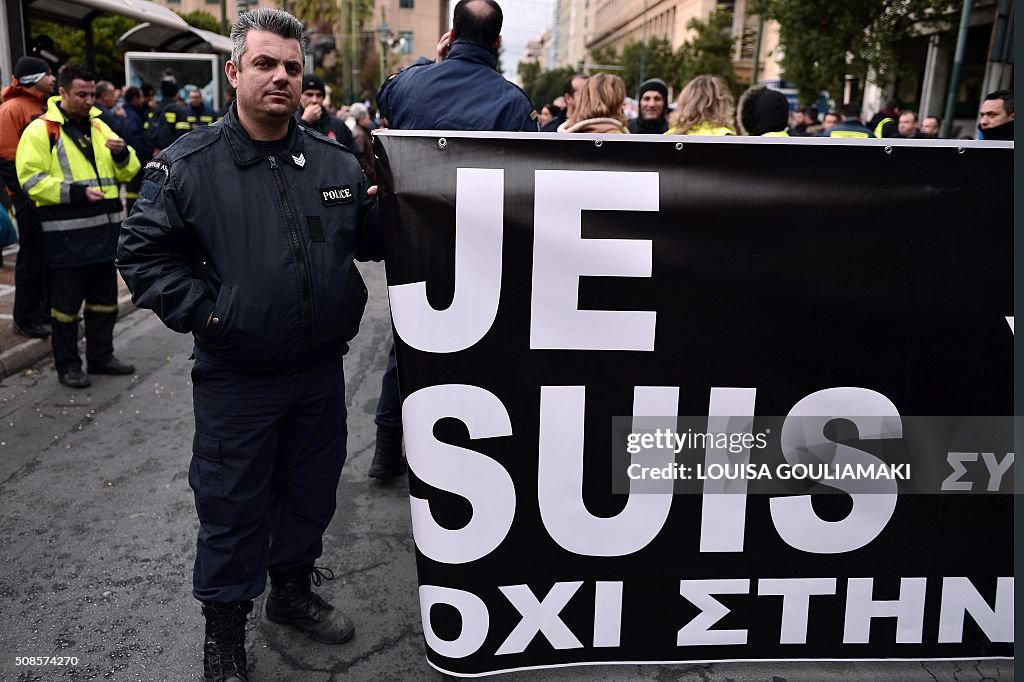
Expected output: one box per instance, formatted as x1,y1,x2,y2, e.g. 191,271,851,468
628,78,669,134
0,56,55,338
295,74,354,148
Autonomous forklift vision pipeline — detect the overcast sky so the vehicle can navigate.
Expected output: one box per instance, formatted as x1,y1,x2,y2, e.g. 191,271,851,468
447,0,557,79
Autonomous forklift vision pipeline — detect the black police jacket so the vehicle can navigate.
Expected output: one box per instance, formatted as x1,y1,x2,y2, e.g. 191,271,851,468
117,104,381,372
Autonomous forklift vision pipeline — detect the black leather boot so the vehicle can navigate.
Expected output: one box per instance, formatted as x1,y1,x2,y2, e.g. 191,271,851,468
201,600,252,682
266,566,355,644
368,426,407,480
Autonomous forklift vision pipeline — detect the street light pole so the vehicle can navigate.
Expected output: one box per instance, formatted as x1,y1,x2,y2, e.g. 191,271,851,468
941,0,974,139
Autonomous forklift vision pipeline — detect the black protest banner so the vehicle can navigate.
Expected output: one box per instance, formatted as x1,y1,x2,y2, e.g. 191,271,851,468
372,132,1013,677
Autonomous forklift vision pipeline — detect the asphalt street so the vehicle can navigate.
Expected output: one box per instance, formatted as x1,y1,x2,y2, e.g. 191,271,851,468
0,260,1012,681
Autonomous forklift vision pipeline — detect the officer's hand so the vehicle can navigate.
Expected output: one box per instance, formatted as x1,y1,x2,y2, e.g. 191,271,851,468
367,185,378,197
105,138,126,154
84,187,104,203
436,31,452,61
301,104,321,124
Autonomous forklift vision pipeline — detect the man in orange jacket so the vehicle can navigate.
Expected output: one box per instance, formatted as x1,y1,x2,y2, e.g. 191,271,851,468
0,56,55,338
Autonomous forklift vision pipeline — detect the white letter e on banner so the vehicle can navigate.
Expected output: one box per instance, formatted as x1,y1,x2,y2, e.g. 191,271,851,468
531,170,659,351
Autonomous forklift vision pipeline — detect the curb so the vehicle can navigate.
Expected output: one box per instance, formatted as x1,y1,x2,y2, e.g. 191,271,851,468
0,293,135,379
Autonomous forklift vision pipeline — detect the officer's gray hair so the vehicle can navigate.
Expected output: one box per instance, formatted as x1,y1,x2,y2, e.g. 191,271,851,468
230,8,306,69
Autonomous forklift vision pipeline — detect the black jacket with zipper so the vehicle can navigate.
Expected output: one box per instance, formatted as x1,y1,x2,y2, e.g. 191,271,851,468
117,103,381,372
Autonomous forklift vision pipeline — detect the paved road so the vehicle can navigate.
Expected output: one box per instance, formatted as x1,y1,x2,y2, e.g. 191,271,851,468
0,260,1011,681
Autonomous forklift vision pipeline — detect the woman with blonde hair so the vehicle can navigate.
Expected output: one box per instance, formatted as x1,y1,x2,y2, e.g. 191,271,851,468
665,74,736,136
558,73,629,133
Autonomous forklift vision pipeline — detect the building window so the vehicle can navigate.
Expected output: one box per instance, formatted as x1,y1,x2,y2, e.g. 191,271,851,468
400,0,413,8
399,31,413,54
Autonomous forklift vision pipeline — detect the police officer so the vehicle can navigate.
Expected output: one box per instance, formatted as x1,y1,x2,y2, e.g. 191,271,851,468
117,9,380,681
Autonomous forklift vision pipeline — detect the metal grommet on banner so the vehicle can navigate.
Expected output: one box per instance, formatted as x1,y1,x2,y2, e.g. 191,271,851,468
884,146,893,155
957,147,966,155
594,139,603,148
675,142,683,151
437,138,447,150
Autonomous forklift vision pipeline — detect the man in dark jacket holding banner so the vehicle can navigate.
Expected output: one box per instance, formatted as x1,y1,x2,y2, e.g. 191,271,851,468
376,0,537,132
370,0,535,481
118,9,380,680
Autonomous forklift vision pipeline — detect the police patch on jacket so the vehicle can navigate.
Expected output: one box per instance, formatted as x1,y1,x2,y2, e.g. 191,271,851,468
320,185,353,206
140,160,170,201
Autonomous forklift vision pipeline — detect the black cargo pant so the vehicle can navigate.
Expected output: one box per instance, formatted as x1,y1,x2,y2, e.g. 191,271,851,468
190,350,348,604
13,197,49,328
50,262,117,372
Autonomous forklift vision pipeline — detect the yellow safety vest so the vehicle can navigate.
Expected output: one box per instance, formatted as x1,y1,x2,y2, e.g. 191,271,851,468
665,121,736,136
16,96,139,232
830,129,872,139
873,116,895,139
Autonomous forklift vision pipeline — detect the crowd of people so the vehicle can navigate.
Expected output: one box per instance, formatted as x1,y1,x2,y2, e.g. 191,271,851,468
0,1,1014,681
0,53,391,388
537,72,1014,142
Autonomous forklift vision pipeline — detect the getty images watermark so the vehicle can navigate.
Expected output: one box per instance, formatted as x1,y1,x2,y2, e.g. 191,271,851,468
610,416,1014,495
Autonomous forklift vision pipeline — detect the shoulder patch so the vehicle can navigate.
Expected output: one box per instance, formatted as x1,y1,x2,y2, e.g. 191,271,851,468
530,110,539,121
145,160,170,178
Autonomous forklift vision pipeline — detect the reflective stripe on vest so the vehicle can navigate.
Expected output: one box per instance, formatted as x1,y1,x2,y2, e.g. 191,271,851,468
40,211,123,232
21,172,49,193
830,130,871,139
873,117,894,139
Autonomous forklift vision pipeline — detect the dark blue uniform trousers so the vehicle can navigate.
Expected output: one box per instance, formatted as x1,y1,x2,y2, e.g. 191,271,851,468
374,343,401,431
190,350,348,604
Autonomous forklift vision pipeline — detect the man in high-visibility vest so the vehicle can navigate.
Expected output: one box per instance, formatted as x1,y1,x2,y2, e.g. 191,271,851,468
826,103,874,139
868,97,902,139
16,63,140,388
